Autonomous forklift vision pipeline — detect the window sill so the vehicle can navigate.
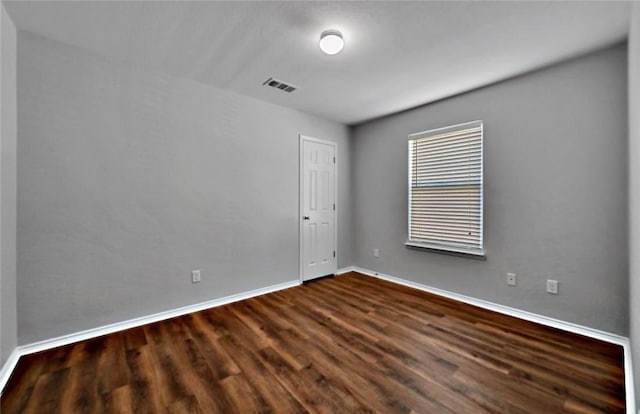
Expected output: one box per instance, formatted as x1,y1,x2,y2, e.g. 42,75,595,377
404,241,486,261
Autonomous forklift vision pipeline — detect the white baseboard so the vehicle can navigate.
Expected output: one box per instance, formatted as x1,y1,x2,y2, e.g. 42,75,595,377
347,266,636,414
0,278,300,393
0,348,21,395
336,266,356,275
625,345,637,414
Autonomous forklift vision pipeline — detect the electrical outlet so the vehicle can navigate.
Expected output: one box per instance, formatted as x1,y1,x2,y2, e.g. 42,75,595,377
373,248,380,258
192,270,201,283
506,273,516,286
546,279,558,294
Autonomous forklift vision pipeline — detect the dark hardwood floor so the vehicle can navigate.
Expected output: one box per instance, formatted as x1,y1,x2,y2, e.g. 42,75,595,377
1,272,625,413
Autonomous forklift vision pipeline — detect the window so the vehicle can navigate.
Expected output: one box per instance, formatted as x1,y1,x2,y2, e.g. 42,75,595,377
407,120,484,256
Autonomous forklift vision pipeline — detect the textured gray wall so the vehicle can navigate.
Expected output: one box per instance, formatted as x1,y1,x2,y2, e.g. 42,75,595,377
352,45,628,335
629,1,640,404
17,33,351,345
0,4,17,368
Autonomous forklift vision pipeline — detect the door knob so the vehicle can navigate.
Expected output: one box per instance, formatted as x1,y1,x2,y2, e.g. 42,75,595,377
303,216,310,220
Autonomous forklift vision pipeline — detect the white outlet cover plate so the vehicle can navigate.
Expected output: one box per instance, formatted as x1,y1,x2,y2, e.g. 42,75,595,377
546,279,558,294
192,270,201,283
506,273,516,286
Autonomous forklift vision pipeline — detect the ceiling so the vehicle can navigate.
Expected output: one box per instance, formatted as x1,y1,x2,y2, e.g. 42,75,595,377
4,1,631,125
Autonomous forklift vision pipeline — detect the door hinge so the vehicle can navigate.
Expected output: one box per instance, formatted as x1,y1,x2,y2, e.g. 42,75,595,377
333,156,336,164
333,203,335,211
333,250,336,258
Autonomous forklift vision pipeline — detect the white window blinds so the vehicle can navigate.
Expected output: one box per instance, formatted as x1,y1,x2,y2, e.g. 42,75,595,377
407,120,484,255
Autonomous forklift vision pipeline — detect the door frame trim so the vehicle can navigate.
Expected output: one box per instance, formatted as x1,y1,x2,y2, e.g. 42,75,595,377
299,134,338,283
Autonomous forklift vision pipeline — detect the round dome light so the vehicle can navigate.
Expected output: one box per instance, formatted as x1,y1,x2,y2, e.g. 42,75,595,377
319,30,344,55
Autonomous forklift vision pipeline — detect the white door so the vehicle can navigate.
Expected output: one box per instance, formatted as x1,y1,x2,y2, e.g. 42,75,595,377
300,136,337,281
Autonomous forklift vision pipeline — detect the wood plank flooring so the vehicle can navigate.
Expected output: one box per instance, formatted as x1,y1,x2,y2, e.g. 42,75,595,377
1,272,626,413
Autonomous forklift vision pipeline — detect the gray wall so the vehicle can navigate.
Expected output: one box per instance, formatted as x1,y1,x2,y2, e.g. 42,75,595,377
0,4,17,368
629,1,640,405
352,45,628,335
17,32,351,344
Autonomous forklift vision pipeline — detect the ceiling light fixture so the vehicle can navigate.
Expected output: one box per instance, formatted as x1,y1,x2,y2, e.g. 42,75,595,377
319,29,344,55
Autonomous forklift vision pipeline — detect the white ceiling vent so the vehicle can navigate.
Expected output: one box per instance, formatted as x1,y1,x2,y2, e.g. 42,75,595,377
263,77,297,93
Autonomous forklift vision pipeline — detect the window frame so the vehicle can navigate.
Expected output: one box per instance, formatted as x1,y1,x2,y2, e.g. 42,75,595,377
405,120,485,258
